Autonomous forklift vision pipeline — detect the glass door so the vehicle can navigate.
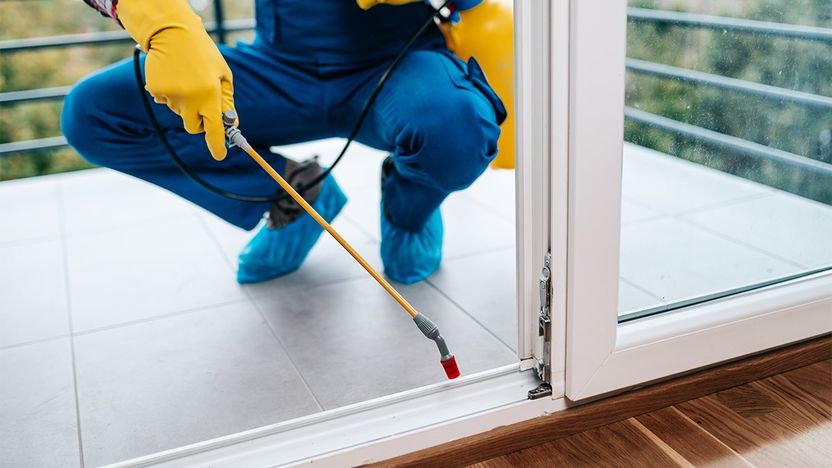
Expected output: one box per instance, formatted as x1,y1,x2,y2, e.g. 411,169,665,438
563,0,832,401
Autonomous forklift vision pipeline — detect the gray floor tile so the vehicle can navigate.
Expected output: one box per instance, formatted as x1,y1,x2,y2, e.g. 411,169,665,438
73,301,320,466
683,192,832,269
620,218,800,305
618,278,662,314
462,169,516,222
197,213,253,267
0,176,61,245
622,144,772,215
0,339,80,468
341,175,517,261
428,248,518,351
0,240,70,347
65,217,248,332
59,169,197,236
442,193,516,260
621,199,663,225
252,277,517,410
200,213,384,295
340,184,383,241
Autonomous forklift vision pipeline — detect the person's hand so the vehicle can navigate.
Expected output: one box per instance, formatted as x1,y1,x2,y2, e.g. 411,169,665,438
356,0,422,9
119,0,235,160
356,1,484,19
356,0,482,10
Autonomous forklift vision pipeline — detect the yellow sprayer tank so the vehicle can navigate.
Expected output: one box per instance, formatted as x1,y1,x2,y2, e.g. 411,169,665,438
440,0,514,169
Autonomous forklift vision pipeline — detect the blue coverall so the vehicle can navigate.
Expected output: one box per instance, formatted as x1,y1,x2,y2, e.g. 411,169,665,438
62,0,504,233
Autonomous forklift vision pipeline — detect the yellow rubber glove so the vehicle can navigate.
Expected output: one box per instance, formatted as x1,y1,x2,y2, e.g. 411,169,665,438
119,0,235,161
356,0,421,9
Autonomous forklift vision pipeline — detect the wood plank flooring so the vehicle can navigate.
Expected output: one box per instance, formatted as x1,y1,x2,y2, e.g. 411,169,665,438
375,335,830,468
471,360,831,467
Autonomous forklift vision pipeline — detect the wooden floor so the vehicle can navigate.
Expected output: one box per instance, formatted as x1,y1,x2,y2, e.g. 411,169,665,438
471,360,831,467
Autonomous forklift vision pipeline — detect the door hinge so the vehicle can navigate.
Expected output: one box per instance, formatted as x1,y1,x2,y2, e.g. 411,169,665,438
529,251,553,400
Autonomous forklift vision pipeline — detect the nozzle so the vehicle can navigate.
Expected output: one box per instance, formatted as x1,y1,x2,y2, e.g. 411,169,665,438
221,110,250,151
413,313,459,380
441,355,460,379
222,109,238,127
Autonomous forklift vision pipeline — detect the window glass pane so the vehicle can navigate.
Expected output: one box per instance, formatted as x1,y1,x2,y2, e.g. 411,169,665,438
619,0,832,320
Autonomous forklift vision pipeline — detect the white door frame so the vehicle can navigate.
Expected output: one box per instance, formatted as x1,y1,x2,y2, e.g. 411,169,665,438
515,0,570,393
563,0,832,401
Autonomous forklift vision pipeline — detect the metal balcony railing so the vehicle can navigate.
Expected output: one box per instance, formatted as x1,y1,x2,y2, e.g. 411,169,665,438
1,5,831,178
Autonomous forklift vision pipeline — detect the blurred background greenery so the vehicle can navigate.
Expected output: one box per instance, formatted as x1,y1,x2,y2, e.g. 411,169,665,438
0,0,253,181
626,0,831,204
1,0,830,205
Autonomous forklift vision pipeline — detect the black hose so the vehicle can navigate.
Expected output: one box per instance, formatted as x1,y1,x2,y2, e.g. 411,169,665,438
133,0,452,203
133,46,275,202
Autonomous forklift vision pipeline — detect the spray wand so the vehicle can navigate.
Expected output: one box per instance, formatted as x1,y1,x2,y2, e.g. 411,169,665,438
222,111,460,379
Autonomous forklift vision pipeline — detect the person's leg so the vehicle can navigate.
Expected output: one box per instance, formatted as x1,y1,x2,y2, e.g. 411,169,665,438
61,43,331,230
332,49,504,283
62,43,348,283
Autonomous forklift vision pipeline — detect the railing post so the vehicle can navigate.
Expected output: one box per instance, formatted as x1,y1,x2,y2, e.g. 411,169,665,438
213,0,227,45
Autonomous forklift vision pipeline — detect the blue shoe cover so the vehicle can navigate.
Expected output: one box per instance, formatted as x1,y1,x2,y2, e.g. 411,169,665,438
380,205,443,285
236,175,347,284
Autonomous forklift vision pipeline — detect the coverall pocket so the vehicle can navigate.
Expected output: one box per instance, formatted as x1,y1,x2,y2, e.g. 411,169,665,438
440,51,508,126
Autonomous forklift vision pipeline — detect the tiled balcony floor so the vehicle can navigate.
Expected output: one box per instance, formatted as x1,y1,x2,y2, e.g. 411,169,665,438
619,144,832,314
0,140,518,467
2,141,830,466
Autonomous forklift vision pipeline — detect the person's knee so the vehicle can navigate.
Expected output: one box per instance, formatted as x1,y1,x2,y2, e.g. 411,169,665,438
61,70,134,167
61,75,104,164
416,94,500,192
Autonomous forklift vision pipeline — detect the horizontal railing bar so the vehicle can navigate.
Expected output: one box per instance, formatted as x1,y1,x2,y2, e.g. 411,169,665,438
0,86,71,105
0,136,67,155
3,10,829,54
5,111,830,180
0,19,255,53
626,59,832,110
625,107,832,177
6,59,830,111
628,7,832,43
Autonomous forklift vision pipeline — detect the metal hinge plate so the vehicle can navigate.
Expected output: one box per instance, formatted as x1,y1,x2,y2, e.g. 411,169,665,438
536,251,552,383
528,382,553,400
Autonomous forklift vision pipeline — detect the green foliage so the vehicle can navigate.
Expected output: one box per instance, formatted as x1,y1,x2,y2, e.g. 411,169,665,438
625,0,832,204
0,0,252,181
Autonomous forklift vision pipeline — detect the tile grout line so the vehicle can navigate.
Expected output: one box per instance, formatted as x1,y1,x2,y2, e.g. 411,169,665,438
245,273,374,301
669,406,756,467
619,276,665,303
340,213,380,242
625,194,810,270
0,333,72,352
247,296,327,412
424,276,517,356
454,191,516,224
621,213,671,227
628,417,695,468
443,242,517,263
672,215,808,270
0,234,64,249
620,191,776,228
71,298,254,337
55,180,86,468
59,210,201,241
195,215,326,413
342,213,515,264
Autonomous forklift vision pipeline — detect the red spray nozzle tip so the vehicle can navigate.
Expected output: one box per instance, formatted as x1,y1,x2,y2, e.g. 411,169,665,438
441,355,460,379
